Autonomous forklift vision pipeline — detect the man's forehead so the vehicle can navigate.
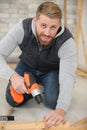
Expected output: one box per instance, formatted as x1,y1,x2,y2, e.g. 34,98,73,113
37,16,61,27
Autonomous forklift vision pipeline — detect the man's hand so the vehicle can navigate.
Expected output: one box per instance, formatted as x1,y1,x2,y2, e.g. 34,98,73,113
44,108,66,128
10,73,29,94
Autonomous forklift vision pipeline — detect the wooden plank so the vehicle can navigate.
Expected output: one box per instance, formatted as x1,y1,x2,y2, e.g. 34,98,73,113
81,25,87,65
8,63,16,70
63,0,67,26
77,67,87,78
5,107,14,116
0,121,87,130
72,117,87,127
75,0,84,48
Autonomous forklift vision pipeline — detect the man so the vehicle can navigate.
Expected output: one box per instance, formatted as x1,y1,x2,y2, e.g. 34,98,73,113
0,1,77,128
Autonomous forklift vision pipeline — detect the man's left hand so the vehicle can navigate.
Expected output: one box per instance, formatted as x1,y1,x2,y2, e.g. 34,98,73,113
43,108,66,128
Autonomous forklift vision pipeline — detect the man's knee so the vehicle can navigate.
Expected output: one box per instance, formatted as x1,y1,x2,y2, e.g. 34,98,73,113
45,96,57,109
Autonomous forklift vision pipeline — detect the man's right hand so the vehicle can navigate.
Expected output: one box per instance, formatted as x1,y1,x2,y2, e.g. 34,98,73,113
10,73,29,94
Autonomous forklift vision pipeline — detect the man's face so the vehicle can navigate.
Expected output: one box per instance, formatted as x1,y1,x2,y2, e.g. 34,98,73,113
33,14,61,46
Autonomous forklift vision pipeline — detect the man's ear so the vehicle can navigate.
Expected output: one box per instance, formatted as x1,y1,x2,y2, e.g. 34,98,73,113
33,16,37,24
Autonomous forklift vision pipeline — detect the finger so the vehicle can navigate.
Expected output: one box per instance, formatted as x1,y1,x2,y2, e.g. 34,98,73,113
46,118,58,128
16,87,25,94
54,118,64,126
15,84,28,94
22,85,29,94
44,114,57,128
44,111,54,121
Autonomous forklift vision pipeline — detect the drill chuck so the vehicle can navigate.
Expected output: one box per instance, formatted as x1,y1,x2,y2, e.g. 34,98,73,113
34,94,43,104
31,88,41,97
31,88,43,104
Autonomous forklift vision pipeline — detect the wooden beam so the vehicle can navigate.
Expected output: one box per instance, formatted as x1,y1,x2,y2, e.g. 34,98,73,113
75,0,87,77
5,107,14,116
75,0,84,48
81,25,87,65
72,117,87,127
77,67,87,78
0,120,87,130
63,0,67,26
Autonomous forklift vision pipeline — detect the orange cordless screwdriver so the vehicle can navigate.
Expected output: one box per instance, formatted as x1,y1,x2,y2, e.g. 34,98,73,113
10,72,43,104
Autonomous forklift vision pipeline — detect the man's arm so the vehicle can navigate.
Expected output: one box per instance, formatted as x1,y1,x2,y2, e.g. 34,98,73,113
0,22,24,79
57,37,77,112
44,38,77,128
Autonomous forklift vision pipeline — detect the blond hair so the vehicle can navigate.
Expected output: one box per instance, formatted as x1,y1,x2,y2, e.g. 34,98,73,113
36,2,62,19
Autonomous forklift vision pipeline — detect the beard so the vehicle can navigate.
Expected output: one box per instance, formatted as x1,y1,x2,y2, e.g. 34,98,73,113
37,33,55,46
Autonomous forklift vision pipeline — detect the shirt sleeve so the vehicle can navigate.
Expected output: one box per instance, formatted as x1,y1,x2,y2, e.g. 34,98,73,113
0,21,24,80
56,38,77,112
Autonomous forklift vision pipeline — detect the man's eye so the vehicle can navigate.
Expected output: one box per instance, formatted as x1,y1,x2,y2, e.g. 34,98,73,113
51,26,56,30
41,24,46,28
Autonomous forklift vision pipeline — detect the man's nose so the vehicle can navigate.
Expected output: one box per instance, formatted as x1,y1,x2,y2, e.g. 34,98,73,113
44,28,50,36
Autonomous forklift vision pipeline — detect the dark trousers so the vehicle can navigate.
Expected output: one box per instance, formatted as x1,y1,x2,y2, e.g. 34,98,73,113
6,60,59,109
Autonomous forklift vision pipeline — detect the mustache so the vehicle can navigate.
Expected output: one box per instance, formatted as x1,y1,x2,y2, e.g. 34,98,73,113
41,34,52,38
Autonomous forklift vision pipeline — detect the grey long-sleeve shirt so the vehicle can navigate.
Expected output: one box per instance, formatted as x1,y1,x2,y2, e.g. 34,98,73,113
0,21,77,112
